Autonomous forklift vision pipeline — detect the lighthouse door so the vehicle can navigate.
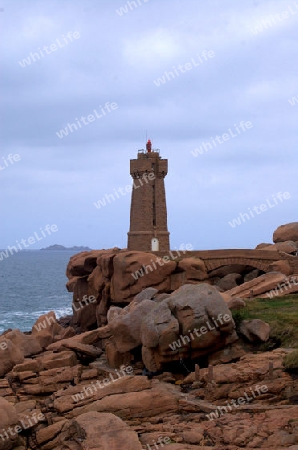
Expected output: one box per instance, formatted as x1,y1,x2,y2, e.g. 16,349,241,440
151,238,159,251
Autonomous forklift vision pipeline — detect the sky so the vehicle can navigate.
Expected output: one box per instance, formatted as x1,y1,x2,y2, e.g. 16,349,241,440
1,0,297,251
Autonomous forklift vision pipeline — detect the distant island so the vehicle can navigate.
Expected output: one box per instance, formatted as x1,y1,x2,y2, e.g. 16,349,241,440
40,245,92,251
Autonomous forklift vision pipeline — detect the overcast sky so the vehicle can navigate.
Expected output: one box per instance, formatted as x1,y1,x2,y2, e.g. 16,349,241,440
1,0,297,251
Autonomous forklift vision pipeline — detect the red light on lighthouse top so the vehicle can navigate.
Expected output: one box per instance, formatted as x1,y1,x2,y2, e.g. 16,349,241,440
146,139,152,152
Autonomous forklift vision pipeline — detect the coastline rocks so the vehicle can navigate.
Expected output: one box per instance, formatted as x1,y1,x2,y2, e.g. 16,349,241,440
3,329,42,357
31,311,75,348
273,222,298,243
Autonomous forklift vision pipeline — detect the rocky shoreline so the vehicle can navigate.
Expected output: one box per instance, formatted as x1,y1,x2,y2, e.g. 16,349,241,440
0,284,297,449
1,222,298,449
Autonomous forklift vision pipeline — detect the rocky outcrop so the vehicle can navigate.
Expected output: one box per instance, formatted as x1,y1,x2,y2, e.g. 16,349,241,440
106,284,237,371
0,337,297,449
65,245,298,331
273,222,298,243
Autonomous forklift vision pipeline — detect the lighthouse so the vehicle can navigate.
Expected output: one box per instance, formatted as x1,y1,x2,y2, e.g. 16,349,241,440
127,140,170,252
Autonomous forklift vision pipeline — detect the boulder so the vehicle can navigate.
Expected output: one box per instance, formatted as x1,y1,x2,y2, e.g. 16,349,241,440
104,337,132,368
38,350,77,370
4,329,42,357
73,412,142,450
111,251,176,303
208,264,247,278
227,297,246,310
166,284,237,359
0,338,24,376
239,319,270,342
244,269,261,282
273,222,298,243
177,257,208,281
46,326,111,353
255,243,271,249
268,260,292,276
133,287,158,303
31,311,70,348
263,241,297,254
0,398,19,450
216,273,242,291
141,300,179,349
36,419,69,447
108,299,155,352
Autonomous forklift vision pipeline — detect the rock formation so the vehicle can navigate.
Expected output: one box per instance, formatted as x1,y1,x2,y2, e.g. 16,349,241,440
273,222,298,244
65,244,298,332
1,222,298,448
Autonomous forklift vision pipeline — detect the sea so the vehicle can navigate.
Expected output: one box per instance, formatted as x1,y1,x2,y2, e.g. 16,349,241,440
0,251,76,334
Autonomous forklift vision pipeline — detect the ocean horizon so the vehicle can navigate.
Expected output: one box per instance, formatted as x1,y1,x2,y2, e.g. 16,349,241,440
0,250,77,333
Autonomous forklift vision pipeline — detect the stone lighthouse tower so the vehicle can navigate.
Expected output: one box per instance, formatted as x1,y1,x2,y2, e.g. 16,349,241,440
127,140,170,252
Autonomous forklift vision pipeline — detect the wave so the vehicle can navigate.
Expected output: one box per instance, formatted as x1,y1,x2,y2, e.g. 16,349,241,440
0,306,73,334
